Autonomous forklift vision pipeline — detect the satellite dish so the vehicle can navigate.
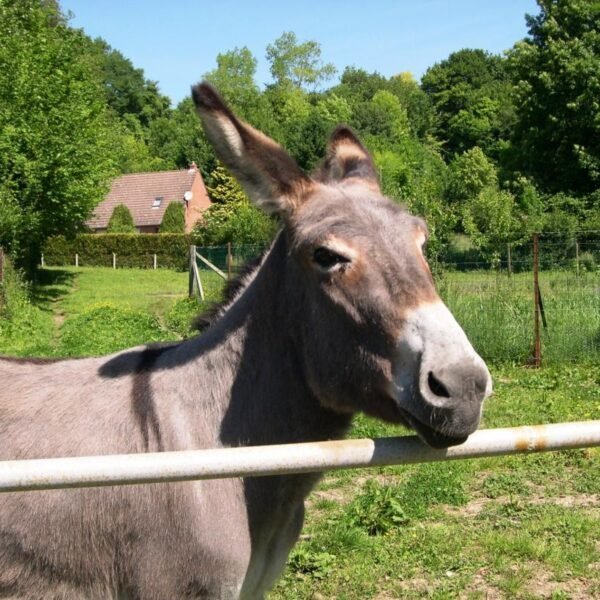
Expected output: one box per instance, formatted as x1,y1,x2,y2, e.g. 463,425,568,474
184,191,193,202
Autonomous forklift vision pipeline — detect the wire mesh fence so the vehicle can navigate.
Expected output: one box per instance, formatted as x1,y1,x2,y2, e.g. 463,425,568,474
437,233,599,364
194,244,269,278
194,233,600,365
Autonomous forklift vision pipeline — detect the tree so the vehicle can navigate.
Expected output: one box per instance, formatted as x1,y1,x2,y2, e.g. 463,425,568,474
421,49,514,157
387,72,435,139
107,204,136,233
266,32,336,91
160,201,185,233
207,165,247,205
447,147,498,203
507,0,600,195
146,98,218,181
374,138,451,256
462,187,517,262
353,91,410,146
0,0,116,271
195,165,277,245
89,38,171,129
203,47,261,119
331,67,388,103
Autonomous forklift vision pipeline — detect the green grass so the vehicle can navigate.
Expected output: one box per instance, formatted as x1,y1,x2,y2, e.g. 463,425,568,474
0,264,56,356
439,270,600,364
0,266,226,357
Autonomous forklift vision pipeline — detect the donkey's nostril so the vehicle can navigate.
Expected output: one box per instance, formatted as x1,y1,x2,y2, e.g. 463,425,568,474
427,371,451,398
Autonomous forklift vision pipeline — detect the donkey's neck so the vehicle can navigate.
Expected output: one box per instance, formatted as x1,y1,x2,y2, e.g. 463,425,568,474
188,233,352,449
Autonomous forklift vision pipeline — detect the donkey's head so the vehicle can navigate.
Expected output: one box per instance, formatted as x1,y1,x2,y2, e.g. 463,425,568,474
193,83,492,449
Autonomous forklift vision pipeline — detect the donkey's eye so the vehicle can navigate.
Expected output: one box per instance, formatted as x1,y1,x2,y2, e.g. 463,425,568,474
313,247,350,270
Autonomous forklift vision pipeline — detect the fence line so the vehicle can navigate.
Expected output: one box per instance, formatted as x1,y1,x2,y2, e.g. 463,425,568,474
0,421,598,493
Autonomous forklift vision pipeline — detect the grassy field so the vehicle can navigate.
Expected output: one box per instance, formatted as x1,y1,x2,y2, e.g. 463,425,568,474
0,266,224,357
440,270,600,365
0,266,599,598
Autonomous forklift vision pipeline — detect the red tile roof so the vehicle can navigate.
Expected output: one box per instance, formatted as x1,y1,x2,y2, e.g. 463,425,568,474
87,169,198,229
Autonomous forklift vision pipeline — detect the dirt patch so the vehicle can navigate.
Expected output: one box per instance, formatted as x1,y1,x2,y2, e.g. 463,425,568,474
394,577,431,596
308,472,402,509
523,566,592,599
444,493,599,518
461,568,502,599
147,292,186,297
306,486,350,508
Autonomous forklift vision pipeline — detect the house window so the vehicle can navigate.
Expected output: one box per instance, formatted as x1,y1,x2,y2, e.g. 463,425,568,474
152,197,163,209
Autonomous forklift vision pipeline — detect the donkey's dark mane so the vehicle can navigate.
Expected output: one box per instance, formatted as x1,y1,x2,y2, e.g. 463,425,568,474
192,249,268,332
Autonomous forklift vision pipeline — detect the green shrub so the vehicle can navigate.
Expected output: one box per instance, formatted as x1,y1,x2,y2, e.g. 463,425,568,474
107,204,136,233
345,480,408,535
577,251,596,273
160,201,185,233
164,297,204,337
44,234,192,270
194,202,277,246
58,304,168,356
0,257,54,356
287,546,336,580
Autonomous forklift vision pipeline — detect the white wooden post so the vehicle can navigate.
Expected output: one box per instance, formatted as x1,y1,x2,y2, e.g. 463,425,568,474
153,254,157,270
189,245,196,297
41,253,45,268
75,253,79,268
112,253,116,269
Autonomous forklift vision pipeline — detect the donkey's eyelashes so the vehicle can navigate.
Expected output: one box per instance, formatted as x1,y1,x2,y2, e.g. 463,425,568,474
313,247,351,270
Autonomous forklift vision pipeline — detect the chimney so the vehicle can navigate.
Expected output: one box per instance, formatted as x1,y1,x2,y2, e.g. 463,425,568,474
188,161,197,172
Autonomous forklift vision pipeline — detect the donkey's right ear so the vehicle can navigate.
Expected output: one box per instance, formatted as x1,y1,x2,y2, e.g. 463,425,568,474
192,82,310,217
314,126,380,191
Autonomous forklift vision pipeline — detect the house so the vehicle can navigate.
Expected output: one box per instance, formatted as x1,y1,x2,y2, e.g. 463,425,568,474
86,163,211,233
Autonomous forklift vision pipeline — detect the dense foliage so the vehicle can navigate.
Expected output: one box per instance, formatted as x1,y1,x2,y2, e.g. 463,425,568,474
1,0,598,274
44,234,192,270
0,0,115,271
107,204,136,233
507,0,600,195
194,165,278,245
159,201,185,233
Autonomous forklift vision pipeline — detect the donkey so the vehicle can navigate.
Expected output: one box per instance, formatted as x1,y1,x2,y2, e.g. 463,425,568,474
0,83,492,599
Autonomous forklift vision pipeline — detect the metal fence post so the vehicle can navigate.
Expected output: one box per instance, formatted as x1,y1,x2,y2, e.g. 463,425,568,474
575,239,580,276
0,247,4,284
533,233,541,368
507,243,512,277
227,242,232,280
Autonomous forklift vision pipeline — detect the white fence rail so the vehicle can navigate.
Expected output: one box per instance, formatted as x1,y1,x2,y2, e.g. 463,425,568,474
0,421,598,493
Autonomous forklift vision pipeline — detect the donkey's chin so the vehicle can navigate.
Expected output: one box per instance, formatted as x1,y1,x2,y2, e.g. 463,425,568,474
363,391,473,449
410,421,469,449
396,407,470,449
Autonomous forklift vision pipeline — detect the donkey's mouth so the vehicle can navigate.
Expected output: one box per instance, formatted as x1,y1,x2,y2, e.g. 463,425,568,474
397,408,469,449
412,423,468,449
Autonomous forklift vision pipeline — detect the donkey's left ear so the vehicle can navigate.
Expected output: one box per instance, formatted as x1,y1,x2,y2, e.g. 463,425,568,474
314,126,380,191
192,82,310,217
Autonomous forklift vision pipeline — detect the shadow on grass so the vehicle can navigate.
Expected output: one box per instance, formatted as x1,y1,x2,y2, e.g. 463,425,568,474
30,268,76,309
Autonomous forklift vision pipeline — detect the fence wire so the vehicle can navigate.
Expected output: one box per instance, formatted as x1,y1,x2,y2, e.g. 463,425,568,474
437,234,599,364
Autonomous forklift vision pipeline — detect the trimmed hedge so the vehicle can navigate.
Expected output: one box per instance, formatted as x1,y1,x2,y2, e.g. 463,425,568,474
44,234,192,270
